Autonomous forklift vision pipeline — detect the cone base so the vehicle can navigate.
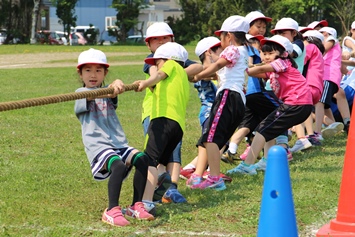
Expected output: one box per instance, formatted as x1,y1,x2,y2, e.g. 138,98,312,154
317,220,355,237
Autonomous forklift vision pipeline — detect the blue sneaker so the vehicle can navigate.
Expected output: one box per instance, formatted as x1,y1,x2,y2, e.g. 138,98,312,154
194,176,226,191
162,188,187,203
254,157,267,171
153,172,172,202
226,162,257,175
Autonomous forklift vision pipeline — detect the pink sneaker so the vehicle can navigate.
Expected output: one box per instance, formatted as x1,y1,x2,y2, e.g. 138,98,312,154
102,206,130,227
192,176,226,191
287,148,293,161
202,171,232,183
239,144,250,160
179,168,196,180
126,202,154,220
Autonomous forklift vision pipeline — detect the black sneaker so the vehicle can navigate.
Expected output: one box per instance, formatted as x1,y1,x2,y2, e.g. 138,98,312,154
344,121,350,135
307,134,322,146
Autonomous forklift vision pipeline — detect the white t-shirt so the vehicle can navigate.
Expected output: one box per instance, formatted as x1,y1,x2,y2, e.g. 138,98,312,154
217,45,249,104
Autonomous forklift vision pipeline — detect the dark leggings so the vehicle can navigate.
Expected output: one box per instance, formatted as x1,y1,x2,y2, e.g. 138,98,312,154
107,153,149,210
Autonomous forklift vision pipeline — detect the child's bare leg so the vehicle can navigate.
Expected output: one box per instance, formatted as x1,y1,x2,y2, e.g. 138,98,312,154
304,115,314,135
315,102,325,133
294,123,306,139
324,108,335,124
203,142,221,177
194,146,208,176
142,166,158,201
228,127,250,153
166,162,180,185
183,156,198,169
263,139,275,158
334,88,350,123
244,132,265,165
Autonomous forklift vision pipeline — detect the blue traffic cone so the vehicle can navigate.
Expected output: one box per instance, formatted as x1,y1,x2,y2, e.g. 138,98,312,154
257,145,298,237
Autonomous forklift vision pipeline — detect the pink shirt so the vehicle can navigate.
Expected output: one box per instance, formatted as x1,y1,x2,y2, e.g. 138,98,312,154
304,44,324,104
304,44,324,89
323,42,342,87
266,58,312,105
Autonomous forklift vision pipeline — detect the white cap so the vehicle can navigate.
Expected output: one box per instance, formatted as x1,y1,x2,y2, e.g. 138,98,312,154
195,37,221,57
303,30,324,42
214,15,250,36
298,26,313,33
145,22,174,42
307,20,328,29
351,21,355,30
144,42,188,65
261,35,293,54
319,26,337,38
246,34,264,41
271,18,299,34
245,11,272,24
77,48,109,69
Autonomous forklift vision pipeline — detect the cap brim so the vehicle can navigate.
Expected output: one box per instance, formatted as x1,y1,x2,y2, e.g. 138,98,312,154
210,42,221,48
299,27,313,33
144,57,156,65
77,62,109,69
253,17,272,22
260,39,285,51
214,30,222,36
318,20,328,27
252,35,264,41
144,34,174,42
270,28,297,34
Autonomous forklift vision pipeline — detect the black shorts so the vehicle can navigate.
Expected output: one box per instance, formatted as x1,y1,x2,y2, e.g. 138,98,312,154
144,117,183,166
256,104,313,142
238,91,281,131
197,90,245,149
320,80,338,109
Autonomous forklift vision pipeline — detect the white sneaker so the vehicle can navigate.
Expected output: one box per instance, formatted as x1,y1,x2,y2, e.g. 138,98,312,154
142,200,156,216
254,158,267,171
329,122,344,132
290,138,312,153
322,122,344,138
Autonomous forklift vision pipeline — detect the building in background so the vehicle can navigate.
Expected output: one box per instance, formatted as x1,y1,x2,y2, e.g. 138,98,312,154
42,0,183,43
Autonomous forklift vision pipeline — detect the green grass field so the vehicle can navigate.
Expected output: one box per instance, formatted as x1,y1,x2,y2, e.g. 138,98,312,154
0,45,348,236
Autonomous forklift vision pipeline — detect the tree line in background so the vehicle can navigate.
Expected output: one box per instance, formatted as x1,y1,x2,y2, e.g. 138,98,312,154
169,0,355,45
0,0,355,45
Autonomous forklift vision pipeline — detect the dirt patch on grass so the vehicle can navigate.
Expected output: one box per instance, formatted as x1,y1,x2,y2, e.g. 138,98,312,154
0,52,145,69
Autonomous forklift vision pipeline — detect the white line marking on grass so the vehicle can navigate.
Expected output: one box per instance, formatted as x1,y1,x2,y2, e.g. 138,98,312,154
135,229,239,236
0,64,27,68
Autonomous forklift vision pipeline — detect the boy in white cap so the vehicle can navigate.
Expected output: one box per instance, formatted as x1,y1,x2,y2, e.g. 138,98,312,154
228,35,313,175
245,11,272,37
140,22,200,208
134,42,190,203
189,15,250,190
74,48,154,227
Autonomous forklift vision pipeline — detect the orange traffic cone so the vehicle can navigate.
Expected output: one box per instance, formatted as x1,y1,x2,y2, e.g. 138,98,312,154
317,102,355,236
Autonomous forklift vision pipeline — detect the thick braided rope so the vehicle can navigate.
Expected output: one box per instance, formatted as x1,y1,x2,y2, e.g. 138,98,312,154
0,84,138,112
